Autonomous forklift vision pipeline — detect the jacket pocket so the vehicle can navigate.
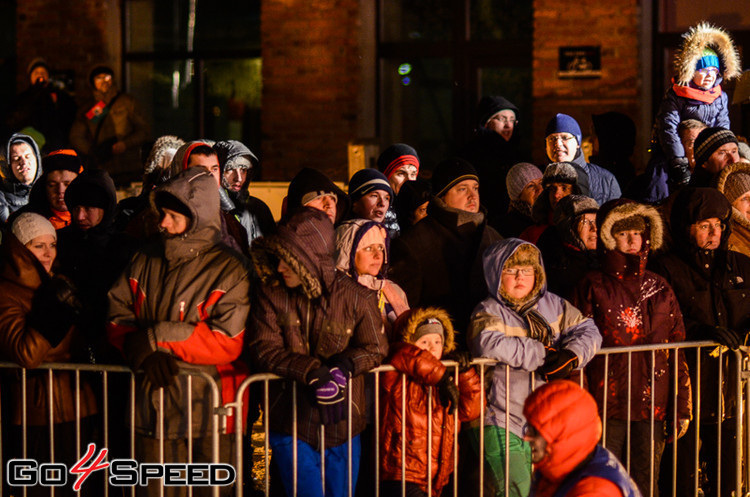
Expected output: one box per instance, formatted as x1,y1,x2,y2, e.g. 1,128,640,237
314,319,353,359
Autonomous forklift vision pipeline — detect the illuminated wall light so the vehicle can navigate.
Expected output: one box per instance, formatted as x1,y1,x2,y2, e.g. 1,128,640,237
401,76,411,86
398,63,412,76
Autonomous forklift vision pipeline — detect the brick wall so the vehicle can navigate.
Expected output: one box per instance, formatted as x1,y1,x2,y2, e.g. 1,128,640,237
532,0,645,169
16,0,120,100
261,0,364,181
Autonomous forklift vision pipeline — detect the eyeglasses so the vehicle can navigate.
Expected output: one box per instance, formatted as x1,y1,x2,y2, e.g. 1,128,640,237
694,221,725,233
501,267,535,277
697,68,719,76
546,133,576,145
579,219,597,230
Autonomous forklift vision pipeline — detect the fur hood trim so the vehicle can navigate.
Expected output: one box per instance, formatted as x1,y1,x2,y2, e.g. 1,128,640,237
396,307,456,354
599,202,664,252
675,22,741,85
252,235,323,299
145,136,185,174
715,162,750,231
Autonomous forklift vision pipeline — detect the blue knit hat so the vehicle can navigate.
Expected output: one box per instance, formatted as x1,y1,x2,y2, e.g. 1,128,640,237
348,168,393,203
545,114,582,145
696,48,720,72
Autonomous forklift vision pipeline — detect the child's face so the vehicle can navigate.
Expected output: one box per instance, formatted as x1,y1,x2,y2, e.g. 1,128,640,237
500,265,536,300
414,332,443,360
613,230,643,254
692,67,719,90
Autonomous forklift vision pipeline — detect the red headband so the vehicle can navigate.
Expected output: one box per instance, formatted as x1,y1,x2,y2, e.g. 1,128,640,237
384,155,419,180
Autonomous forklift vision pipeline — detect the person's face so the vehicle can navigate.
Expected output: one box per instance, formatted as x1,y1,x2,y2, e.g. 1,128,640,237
679,127,704,171
45,170,78,212
413,201,429,224
414,332,444,360
485,110,517,141
576,213,598,251
519,178,543,206
689,217,724,250
732,191,750,222
389,164,418,195
277,259,302,288
352,190,391,223
30,66,49,86
613,229,643,254
72,206,105,231
546,133,579,162
160,207,190,236
354,243,385,276
93,73,113,94
9,142,37,185
704,142,740,174
692,67,719,90
223,168,248,193
442,179,479,213
548,183,573,210
524,424,548,464
25,234,56,274
500,264,536,300
189,154,222,187
304,194,337,224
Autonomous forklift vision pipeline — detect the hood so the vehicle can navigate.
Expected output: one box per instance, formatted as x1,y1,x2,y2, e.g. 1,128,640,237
675,22,741,86
252,208,336,299
63,168,118,232
475,95,519,129
166,141,214,180
670,187,732,252
334,219,389,278
151,167,222,260
393,307,456,354
715,162,750,231
482,238,546,308
144,135,186,175
3,133,42,186
552,194,599,251
214,140,258,173
523,380,602,483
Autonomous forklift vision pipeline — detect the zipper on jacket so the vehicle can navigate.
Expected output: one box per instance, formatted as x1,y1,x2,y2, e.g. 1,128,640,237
179,301,185,322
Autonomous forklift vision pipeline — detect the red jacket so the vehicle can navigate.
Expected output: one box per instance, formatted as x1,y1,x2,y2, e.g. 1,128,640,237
380,333,481,496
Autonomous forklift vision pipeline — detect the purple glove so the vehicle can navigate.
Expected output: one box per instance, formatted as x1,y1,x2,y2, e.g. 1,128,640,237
307,367,346,425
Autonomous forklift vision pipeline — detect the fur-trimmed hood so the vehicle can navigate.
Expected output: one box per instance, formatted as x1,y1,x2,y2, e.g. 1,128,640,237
394,307,456,354
483,238,546,309
251,208,336,300
144,135,185,175
598,200,664,252
715,161,750,232
675,22,741,85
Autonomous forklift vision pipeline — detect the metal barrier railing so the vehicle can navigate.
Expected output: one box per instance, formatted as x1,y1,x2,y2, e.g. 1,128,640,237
0,340,746,497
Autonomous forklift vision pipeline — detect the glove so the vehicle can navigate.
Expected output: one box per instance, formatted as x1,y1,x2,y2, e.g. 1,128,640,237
307,366,345,425
668,157,691,187
437,371,460,414
141,351,179,388
445,351,473,373
666,418,690,443
27,275,82,347
700,324,740,350
536,349,579,381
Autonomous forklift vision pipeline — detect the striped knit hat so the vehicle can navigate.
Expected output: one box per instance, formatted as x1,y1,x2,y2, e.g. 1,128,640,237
376,143,420,180
348,168,393,203
694,127,739,168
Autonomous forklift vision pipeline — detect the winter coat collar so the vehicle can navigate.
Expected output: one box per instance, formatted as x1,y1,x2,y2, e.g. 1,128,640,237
427,197,486,232
0,230,47,290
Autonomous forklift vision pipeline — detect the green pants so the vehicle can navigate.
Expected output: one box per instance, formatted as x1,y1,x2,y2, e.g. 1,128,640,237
468,425,532,497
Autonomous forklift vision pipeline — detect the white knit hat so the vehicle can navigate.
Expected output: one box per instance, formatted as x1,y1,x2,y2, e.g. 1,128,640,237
11,213,56,245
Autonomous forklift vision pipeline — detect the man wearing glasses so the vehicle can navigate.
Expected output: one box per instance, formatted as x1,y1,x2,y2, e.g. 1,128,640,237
544,113,621,206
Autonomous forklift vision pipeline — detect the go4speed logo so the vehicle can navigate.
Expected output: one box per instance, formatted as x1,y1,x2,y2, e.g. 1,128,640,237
7,444,236,489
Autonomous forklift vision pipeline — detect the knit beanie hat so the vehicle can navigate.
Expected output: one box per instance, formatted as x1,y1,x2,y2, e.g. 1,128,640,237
395,179,432,225
696,47,720,71
542,162,578,187
693,127,739,168
476,96,519,128
506,163,543,201
89,65,114,86
611,215,646,236
286,167,348,221
724,167,750,204
739,141,750,161
431,157,479,198
376,143,420,180
348,168,393,203
545,114,582,145
64,169,115,211
42,149,84,174
411,317,445,342
12,212,56,245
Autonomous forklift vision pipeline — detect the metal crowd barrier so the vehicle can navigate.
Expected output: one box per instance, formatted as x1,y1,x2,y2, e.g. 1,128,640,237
0,340,747,497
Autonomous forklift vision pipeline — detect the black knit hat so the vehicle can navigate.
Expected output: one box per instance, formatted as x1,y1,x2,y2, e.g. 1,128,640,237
42,149,83,175
431,157,479,198
476,96,519,128
89,65,114,87
395,179,432,226
348,168,393,203
693,127,739,168
286,167,349,222
64,169,116,212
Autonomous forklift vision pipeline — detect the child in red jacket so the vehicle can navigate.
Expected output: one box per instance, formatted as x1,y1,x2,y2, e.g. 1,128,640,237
379,307,482,497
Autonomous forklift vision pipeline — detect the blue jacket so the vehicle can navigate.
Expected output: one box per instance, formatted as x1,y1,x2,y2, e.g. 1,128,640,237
468,238,601,437
569,153,621,206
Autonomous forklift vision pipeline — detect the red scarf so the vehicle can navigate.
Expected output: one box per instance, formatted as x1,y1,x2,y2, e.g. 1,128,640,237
672,80,722,104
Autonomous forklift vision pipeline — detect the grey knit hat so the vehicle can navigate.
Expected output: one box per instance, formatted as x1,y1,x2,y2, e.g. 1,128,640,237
12,213,56,246
542,162,578,187
506,163,542,201
693,127,739,168
724,168,750,204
